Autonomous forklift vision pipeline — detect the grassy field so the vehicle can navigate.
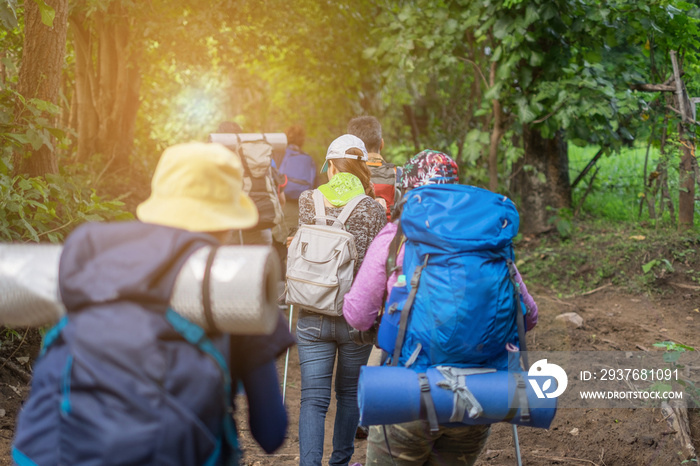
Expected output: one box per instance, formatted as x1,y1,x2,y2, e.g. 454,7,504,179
567,144,691,225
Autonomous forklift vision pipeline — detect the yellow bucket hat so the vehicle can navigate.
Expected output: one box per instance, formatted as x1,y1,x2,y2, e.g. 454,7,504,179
137,142,258,232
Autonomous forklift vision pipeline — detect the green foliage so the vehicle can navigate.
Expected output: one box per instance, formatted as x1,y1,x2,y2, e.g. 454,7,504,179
642,258,674,274
0,73,132,243
0,0,18,30
547,206,574,239
133,0,379,167
516,219,699,295
32,0,54,27
653,340,699,407
653,340,695,354
569,145,699,226
2,88,66,153
0,170,133,243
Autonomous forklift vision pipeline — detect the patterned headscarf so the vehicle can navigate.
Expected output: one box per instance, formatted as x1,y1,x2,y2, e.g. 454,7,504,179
400,150,459,190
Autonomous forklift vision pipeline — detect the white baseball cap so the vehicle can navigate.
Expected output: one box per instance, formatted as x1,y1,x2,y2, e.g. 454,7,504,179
321,134,368,173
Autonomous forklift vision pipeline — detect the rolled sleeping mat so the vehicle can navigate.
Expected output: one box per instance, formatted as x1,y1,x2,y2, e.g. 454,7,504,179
0,244,280,335
0,243,65,327
358,366,557,429
170,245,280,334
208,133,287,160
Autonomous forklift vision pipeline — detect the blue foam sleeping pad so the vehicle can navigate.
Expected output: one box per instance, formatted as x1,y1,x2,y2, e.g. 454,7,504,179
358,366,557,429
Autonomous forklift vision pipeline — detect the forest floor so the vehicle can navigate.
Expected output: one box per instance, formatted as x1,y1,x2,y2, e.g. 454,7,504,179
1,222,698,466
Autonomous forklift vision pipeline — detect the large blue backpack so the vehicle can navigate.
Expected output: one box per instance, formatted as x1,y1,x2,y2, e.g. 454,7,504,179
279,146,316,200
377,184,524,372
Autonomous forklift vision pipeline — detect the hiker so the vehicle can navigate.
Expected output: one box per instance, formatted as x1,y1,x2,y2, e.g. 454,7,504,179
347,116,397,221
343,150,539,466
217,121,288,247
12,142,294,466
293,134,387,466
279,124,318,230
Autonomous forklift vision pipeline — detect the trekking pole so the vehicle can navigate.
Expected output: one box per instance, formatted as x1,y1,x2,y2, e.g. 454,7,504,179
512,424,523,466
282,304,294,405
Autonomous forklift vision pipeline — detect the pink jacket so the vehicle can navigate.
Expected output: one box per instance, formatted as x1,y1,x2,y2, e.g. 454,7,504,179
343,222,539,332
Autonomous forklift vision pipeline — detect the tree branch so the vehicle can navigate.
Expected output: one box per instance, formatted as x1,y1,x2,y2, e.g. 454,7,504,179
630,83,676,92
532,100,567,124
457,57,488,87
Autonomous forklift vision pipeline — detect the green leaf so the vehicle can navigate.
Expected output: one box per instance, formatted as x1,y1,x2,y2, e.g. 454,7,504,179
32,0,55,27
7,133,29,145
661,259,675,272
492,18,510,40
28,98,60,115
642,259,657,274
530,51,543,67
0,0,18,30
21,217,40,242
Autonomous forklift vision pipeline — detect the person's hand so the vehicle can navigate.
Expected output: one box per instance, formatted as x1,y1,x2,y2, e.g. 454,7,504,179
286,236,294,248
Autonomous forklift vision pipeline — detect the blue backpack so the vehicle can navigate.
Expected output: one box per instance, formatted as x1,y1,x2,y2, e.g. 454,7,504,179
279,146,316,200
377,184,525,372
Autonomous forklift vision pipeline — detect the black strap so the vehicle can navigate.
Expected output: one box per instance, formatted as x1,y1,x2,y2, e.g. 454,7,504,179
385,220,403,277
235,140,253,178
203,246,219,335
507,259,529,370
286,176,312,187
418,373,440,433
391,253,429,367
379,220,403,328
382,425,398,466
504,372,530,423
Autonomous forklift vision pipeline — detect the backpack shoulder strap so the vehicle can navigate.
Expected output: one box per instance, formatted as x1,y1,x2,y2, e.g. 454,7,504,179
386,220,404,277
165,309,241,462
391,253,430,367
312,189,326,225
233,135,253,178
336,194,369,226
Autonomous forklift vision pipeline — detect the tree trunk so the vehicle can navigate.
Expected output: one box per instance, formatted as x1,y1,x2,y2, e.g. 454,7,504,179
71,2,141,167
403,104,420,153
677,124,695,229
12,0,69,177
71,14,98,162
670,51,695,229
513,126,572,234
488,61,502,193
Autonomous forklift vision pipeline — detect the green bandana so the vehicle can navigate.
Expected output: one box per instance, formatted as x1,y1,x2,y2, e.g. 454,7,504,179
318,172,365,206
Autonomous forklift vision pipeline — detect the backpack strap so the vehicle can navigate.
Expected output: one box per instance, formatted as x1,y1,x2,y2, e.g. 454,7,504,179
504,372,531,423
436,366,495,422
336,194,369,226
506,259,529,370
286,176,312,188
235,137,253,179
418,373,439,433
165,308,241,464
385,220,404,277
390,253,430,367
312,190,369,228
312,189,327,226
202,246,219,335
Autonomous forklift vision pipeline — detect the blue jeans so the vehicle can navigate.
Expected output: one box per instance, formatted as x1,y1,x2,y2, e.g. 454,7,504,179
297,310,373,466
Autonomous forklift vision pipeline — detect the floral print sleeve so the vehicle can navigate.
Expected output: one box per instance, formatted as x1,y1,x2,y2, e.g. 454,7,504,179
298,190,387,274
